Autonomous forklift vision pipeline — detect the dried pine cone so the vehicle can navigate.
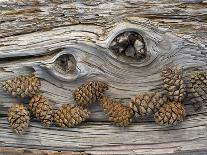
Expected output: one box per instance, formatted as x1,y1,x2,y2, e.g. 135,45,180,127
129,91,168,116
161,66,186,102
100,96,134,127
8,104,30,134
186,71,207,111
2,74,41,98
154,102,186,126
29,95,53,127
74,81,108,107
54,104,90,128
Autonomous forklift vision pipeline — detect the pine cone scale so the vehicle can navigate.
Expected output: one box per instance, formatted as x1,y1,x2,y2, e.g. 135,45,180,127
154,102,186,126
186,71,207,111
29,95,53,127
8,104,30,135
74,81,108,107
2,74,41,98
100,96,134,127
161,66,186,102
54,104,89,128
129,92,167,116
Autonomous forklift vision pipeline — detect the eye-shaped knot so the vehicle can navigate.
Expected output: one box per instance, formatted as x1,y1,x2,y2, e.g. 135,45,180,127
54,54,77,75
109,31,147,61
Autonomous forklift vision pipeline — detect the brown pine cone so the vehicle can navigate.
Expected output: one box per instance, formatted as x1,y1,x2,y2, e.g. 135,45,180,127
100,96,134,127
54,104,90,128
74,81,108,107
29,95,53,127
2,74,41,98
161,66,186,102
154,101,186,126
8,104,30,135
129,91,168,116
186,71,207,111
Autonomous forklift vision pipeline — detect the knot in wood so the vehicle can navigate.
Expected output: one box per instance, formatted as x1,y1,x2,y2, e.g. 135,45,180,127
54,54,77,75
109,31,147,62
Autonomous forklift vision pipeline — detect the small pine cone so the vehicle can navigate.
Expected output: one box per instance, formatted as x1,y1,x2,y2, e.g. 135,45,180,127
29,95,53,127
186,71,207,111
154,102,186,126
2,74,41,98
161,66,186,102
54,104,90,128
129,92,168,116
8,104,30,135
74,81,108,107
100,96,134,127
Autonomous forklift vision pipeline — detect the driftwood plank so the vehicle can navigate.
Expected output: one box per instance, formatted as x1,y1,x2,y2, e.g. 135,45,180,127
1,114,207,154
0,0,207,154
0,147,88,155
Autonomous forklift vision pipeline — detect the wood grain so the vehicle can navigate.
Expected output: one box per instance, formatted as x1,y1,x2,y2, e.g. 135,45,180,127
0,0,207,154
0,147,88,155
1,114,207,155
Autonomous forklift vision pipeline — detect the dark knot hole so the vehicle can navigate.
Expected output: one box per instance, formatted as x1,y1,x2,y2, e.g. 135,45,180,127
54,54,77,74
109,31,147,62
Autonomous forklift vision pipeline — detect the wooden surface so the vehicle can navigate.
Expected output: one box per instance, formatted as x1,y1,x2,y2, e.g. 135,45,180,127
0,147,88,155
0,0,207,154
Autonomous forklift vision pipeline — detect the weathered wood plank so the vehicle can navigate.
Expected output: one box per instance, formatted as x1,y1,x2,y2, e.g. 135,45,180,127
0,0,207,45
1,114,207,154
0,147,88,155
0,0,207,154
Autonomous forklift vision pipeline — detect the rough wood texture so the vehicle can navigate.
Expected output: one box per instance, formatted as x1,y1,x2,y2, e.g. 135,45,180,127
0,147,88,155
0,0,207,155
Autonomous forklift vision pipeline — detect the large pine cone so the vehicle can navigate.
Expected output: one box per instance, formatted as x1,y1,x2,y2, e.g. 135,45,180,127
154,102,186,126
2,74,41,98
186,71,207,111
54,104,90,128
161,66,186,102
100,96,134,127
129,91,168,116
29,95,53,127
8,104,30,134
74,81,108,107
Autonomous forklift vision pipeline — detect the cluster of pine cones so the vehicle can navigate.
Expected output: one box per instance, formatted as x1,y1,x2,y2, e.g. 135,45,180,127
2,75,108,135
2,66,207,135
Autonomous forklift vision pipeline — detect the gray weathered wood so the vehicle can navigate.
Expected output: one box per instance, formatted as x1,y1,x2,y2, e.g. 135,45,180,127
0,0,207,154
0,147,87,155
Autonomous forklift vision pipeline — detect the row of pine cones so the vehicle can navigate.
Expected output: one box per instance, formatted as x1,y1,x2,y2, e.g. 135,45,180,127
1,66,207,135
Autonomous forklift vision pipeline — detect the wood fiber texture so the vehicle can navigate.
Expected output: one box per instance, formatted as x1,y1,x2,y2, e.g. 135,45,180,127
0,0,207,154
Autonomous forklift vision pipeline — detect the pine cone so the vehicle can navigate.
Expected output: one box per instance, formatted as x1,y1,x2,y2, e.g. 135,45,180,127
8,104,30,134
154,102,186,126
2,74,41,98
129,91,168,116
100,96,134,127
161,66,186,102
29,95,53,127
186,71,207,111
74,81,108,107
54,104,90,128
